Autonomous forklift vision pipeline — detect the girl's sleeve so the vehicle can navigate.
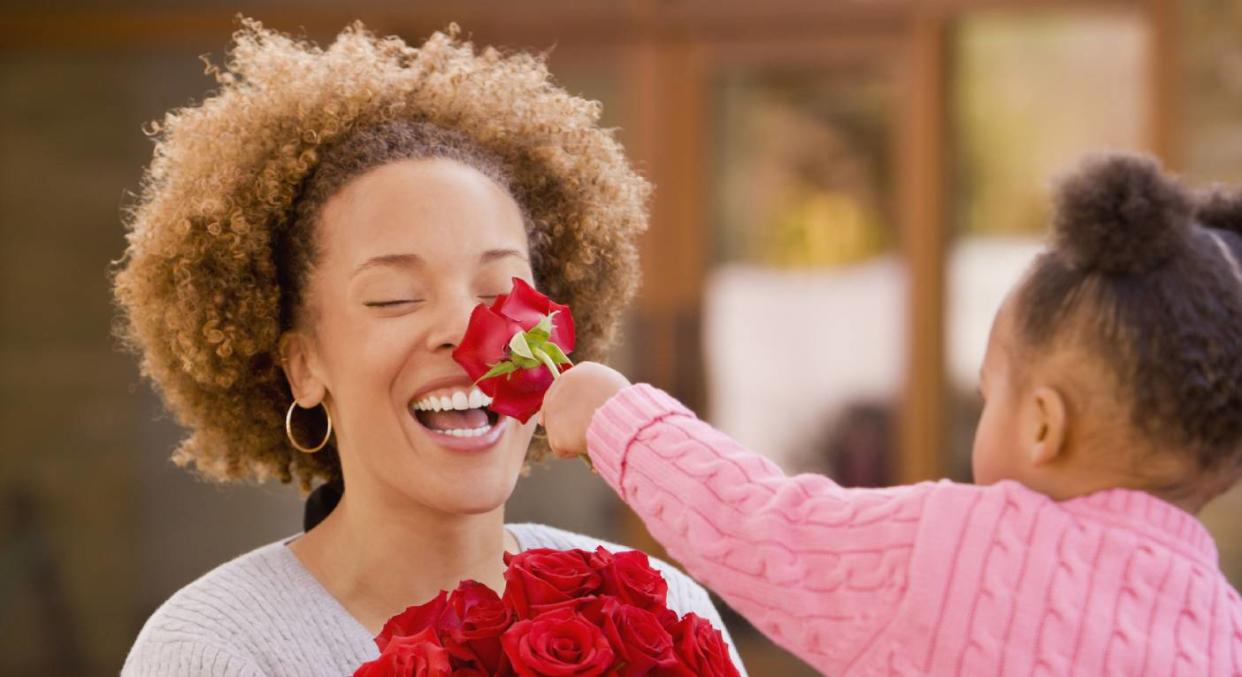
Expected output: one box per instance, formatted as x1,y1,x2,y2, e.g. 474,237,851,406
586,384,953,673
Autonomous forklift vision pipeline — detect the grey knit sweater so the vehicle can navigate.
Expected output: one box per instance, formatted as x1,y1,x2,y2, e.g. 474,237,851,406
122,523,747,676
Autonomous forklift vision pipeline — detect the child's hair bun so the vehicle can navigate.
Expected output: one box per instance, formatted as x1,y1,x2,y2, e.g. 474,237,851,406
1195,187,1242,236
1052,153,1192,274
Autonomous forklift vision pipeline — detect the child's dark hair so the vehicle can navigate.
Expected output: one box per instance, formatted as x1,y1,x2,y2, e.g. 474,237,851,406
1015,153,1242,485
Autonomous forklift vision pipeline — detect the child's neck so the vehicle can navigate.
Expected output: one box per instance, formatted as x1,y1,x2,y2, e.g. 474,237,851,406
1024,466,1205,515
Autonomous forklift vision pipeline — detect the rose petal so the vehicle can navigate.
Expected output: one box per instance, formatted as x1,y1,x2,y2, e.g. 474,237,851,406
667,613,740,677
502,549,602,618
452,305,523,394
447,581,513,674
494,278,552,330
452,278,576,424
497,279,574,353
359,628,452,677
489,364,562,423
546,300,576,354
598,599,678,676
500,608,614,677
489,291,511,313
376,591,451,651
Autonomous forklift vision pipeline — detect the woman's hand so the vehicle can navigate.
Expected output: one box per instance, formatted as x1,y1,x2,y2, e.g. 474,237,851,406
541,362,632,459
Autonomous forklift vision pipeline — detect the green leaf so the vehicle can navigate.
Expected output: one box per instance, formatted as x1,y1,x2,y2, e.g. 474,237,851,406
528,311,559,342
524,332,548,352
542,342,572,366
509,331,535,360
477,361,518,382
529,312,556,341
512,355,540,370
532,346,562,380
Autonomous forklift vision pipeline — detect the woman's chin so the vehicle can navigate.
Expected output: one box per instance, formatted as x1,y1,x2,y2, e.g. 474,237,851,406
452,498,511,516
375,424,531,516
428,467,522,516
438,484,516,516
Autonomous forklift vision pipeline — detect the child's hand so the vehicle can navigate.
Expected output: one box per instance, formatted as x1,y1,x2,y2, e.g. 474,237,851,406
541,362,632,459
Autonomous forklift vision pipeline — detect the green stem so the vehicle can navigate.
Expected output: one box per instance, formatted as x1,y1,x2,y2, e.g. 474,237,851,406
533,347,563,381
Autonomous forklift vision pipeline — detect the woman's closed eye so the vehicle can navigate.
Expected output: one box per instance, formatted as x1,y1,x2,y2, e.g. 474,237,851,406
364,299,424,308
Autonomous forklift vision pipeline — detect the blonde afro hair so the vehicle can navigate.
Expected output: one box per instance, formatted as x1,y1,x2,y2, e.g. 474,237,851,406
112,19,649,489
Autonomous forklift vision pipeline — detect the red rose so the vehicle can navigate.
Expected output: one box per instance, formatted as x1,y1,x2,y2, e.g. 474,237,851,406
491,278,575,351
377,591,453,652
452,302,524,391
597,598,679,676
589,547,670,613
665,613,739,677
452,278,575,423
482,364,562,424
503,549,602,618
501,608,615,677
355,628,452,677
444,581,514,675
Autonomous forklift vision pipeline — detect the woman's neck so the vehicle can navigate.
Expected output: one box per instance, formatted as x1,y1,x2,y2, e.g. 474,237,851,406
288,487,518,635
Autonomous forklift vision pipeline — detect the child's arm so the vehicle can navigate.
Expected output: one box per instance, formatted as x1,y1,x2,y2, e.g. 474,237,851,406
542,364,963,674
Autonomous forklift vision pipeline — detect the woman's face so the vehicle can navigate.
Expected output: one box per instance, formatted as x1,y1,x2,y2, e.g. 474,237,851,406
297,157,536,516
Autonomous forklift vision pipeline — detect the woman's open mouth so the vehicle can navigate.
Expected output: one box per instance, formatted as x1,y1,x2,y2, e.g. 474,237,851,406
409,386,504,445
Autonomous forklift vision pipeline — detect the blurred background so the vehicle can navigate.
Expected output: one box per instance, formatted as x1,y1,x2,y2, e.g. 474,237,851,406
2,0,1241,674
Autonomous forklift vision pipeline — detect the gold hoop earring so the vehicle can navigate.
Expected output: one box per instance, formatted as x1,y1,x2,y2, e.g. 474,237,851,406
286,401,332,454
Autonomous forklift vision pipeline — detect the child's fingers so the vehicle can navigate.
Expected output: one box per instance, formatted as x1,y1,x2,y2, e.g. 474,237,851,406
546,410,583,459
546,430,579,459
540,362,627,460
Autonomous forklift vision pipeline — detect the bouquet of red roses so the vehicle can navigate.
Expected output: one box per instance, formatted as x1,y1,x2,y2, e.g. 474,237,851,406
353,547,740,677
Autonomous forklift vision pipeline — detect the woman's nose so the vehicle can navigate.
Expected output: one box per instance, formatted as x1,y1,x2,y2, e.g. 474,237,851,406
425,293,476,353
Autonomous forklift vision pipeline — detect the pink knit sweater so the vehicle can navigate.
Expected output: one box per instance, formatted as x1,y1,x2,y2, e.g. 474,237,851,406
586,385,1242,675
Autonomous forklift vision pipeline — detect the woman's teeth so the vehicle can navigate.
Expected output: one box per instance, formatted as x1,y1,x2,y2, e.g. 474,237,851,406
410,386,498,439
411,386,492,412
442,426,493,438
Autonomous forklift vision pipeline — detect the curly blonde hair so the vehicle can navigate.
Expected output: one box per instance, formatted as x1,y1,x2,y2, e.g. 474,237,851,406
112,19,649,489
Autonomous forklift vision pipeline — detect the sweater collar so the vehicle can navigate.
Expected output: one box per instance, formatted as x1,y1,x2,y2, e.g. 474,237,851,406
1062,486,1219,566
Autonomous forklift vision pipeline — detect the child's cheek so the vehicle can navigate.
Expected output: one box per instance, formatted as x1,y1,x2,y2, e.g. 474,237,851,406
971,405,1009,485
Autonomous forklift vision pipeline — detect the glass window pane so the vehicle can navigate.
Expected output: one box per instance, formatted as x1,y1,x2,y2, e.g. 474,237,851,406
952,11,1149,236
946,10,1149,480
705,62,902,487
711,65,897,267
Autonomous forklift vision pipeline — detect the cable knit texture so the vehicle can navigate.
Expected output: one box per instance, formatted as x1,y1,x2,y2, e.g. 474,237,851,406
587,384,1242,675
123,522,746,676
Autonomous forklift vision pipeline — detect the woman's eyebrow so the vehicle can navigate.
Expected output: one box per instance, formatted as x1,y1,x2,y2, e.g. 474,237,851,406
480,248,528,264
352,253,424,277
352,249,525,277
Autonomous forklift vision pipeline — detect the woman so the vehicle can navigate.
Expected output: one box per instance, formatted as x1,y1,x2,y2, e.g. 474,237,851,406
115,20,743,676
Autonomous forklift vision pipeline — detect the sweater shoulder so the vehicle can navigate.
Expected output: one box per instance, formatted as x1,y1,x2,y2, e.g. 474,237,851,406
122,537,363,676
132,539,302,641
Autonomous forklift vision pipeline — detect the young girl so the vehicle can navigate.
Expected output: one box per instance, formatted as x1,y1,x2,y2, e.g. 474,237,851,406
542,154,1242,674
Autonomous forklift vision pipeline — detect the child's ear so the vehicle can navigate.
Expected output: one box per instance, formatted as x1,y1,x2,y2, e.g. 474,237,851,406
1024,386,1068,466
279,331,327,407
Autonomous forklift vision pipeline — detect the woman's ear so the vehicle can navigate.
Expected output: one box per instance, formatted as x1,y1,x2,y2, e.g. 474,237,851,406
1025,385,1068,466
279,331,327,407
